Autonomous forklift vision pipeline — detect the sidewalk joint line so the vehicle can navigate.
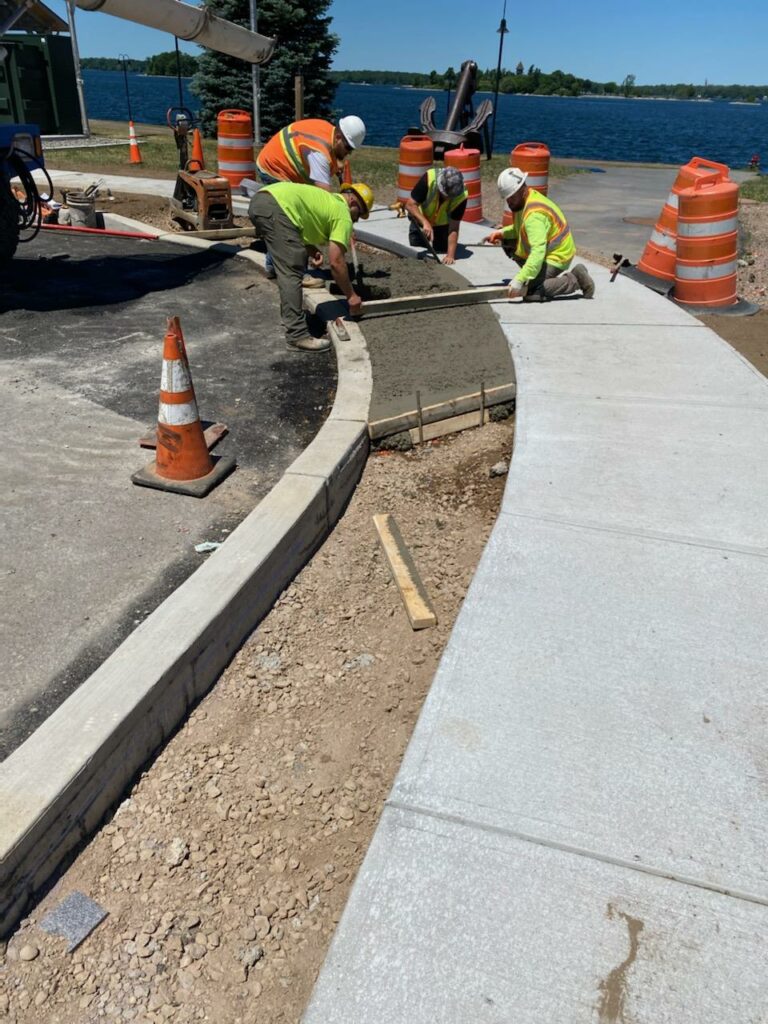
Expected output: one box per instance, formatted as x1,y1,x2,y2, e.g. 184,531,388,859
386,799,768,908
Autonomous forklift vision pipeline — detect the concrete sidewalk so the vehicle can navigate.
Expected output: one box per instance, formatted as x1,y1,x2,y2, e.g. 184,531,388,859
304,218,768,1021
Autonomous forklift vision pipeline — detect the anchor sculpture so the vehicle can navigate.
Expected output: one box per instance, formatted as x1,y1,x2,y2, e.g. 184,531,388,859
418,60,494,159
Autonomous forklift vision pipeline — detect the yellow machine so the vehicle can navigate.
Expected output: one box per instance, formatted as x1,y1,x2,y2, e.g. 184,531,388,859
168,108,235,232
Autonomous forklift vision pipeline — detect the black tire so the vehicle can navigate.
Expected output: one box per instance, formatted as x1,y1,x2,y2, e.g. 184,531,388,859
0,181,20,263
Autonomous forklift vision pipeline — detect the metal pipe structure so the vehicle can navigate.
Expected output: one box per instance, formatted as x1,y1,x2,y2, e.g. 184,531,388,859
490,2,508,155
74,0,275,64
249,0,261,143
0,0,35,36
66,0,91,138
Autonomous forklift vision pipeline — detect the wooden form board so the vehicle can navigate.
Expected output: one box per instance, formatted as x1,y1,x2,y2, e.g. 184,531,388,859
368,383,515,440
373,514,437,630
357,285,509,320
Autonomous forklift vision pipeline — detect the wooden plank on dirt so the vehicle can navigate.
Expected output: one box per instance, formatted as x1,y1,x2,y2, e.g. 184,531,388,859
357,285,509,319
368,383,515,440
373,514,437,630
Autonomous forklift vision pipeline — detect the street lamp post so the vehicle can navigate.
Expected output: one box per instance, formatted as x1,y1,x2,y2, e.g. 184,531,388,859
491,1,508,156
249,0,261,143
119,53,133,124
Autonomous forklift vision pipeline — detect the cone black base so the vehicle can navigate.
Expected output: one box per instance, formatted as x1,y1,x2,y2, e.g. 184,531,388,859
132,455,236,497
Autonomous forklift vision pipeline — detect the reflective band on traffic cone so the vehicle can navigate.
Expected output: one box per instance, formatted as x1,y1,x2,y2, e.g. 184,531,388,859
191,128,205,170
128,120,143,165
132,317,235,497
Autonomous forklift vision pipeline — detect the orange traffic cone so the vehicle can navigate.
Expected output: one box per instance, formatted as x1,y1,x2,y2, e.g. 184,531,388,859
191,128,205,170
128,120,143,165
132,317,235,497
342,160,352,185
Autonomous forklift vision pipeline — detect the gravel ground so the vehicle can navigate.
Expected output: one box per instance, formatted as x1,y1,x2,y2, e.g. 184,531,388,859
0,422,514,1024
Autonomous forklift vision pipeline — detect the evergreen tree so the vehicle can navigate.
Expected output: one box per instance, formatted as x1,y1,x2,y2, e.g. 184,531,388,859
191,0,339,140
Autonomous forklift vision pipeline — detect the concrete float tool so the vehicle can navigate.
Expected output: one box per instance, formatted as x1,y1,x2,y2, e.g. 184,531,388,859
350,284,509,320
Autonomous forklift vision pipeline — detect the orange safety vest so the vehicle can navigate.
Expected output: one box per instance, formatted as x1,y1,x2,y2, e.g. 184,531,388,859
256,119,339,183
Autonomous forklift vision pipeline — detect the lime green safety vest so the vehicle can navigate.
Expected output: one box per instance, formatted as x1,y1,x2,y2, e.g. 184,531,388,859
421,168,468,226
506,190,575,267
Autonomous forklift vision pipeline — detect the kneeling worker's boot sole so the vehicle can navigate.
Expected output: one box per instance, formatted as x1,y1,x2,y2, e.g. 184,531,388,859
572,263,596,298
287,335,331,352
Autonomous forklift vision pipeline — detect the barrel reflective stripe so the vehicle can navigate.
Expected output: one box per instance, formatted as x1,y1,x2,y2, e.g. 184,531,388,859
159,400,199,426
161,360,192,393
677,216,737,237
460,168,480,180
527,174,548,187
218,159,256,172
218,135,255,149
675,259,737,280
398,163,430,176
650,228,676,250
466,195,482,207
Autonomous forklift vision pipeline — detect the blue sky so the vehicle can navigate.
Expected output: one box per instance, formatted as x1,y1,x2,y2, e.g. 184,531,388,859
45,0,768,85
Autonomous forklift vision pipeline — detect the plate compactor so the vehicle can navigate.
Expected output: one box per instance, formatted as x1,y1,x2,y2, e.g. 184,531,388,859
168,107,235,232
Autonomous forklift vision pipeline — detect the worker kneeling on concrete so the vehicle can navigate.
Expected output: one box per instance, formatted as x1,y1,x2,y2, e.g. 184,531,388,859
483,168,595,301
249,181,373,352
405,166,467,265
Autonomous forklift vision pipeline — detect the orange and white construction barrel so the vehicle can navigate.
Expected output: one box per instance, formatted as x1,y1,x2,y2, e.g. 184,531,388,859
217,109,255,190
502,141,549,226
445,145,482,223
637,156,730,284
397,136,433,203
674,177,739,308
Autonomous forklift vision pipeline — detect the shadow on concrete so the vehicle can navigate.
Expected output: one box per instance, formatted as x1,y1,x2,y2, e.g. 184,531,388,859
0,236,231,314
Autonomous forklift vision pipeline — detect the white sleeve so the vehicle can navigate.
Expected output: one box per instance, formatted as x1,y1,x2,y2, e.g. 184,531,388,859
307,150,332,186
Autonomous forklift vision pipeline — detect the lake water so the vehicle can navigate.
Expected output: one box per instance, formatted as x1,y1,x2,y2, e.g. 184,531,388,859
83,70,767,168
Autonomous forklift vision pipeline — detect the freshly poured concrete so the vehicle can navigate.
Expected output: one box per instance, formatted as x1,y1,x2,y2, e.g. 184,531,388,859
304,215,768,1021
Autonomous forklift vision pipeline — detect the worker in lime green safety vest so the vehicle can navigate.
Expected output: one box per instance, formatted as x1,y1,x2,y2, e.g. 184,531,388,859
483,167,595,301
405,166,468,265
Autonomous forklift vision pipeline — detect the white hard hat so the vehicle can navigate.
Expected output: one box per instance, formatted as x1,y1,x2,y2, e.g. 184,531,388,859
338,115,366,150
497,166,528,199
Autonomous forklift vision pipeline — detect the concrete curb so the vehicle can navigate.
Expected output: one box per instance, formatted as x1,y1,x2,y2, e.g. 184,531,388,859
0,228,373,936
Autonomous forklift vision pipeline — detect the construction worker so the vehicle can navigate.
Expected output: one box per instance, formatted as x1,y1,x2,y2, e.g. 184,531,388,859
256,115,366,279
248,181,374,353
404,166,467,265
483,167,595,301
256,116,366,191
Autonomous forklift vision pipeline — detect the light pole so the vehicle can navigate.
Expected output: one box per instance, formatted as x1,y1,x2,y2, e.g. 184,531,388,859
491,1,508,156
250,0,261,143
119,53,133,123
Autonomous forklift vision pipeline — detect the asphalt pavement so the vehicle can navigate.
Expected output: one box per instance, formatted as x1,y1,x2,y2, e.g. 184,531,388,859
0,229,335,759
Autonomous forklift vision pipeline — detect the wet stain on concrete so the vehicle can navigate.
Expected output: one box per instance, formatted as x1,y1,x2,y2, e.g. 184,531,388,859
597,903,645,1023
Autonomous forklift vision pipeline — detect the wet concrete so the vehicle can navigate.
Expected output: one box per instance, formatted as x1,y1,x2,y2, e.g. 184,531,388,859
342,250,514,424
1,231,335,759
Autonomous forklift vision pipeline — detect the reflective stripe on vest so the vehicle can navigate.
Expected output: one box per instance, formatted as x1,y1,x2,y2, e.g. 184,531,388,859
519,198,571,257
277,121,337,183
421,168,468,226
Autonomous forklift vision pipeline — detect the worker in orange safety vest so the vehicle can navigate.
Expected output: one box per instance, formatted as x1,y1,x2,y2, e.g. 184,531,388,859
256,116,366,191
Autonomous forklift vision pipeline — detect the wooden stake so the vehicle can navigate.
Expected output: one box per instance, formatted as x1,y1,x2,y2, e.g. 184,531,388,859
416,390,424,445
373,514,437,630
479,381,486,427
357,285,509,319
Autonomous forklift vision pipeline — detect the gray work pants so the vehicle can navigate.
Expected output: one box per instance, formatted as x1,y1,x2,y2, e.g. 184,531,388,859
249,191,309,343
514,257,580,300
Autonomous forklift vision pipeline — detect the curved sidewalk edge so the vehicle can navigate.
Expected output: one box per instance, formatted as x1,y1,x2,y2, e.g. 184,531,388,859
0,230,372,936
303,220,768,1021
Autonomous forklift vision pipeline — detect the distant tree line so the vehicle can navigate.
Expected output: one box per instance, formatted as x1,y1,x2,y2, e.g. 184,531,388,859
331,66,768,101
80,53,198,76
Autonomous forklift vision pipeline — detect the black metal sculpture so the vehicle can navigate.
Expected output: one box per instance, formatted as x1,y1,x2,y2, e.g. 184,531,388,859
418,60,494,159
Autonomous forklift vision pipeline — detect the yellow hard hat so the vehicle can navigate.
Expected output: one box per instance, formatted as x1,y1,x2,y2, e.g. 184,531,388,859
340,181,373,219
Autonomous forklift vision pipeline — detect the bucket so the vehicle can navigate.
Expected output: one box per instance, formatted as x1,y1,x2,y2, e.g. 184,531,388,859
64,191,97,228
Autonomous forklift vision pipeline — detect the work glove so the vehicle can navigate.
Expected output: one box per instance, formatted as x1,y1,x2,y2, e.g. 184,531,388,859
507,277,528,300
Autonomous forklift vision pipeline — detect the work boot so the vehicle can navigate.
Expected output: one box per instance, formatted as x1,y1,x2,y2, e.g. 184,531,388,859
287,335,331,353
301,274,326,289
572,263,595,298
265,265,277,280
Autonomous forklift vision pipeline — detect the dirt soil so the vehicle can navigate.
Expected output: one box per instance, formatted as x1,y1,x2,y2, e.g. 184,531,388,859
338,249,515,423
0,421,514,1024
